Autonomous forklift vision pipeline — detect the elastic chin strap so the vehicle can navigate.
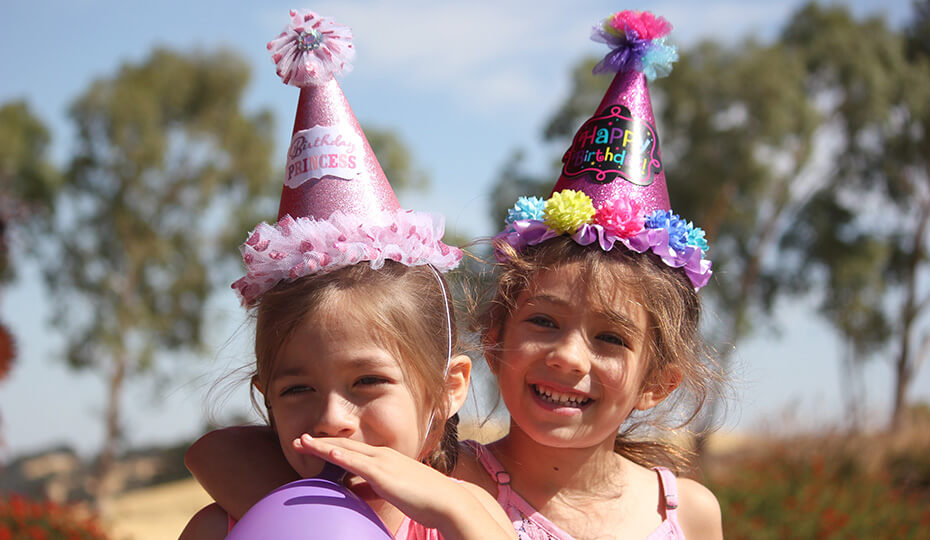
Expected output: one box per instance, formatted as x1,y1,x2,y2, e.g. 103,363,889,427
425,264,453,438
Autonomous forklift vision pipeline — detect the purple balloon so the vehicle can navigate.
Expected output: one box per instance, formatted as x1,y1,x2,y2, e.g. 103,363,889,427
227,465,393,539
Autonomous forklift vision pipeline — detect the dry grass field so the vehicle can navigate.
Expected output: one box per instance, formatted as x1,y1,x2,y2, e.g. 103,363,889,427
106,478,213,540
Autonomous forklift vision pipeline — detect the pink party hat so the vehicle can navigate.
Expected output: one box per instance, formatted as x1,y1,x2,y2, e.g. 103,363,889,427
272,10,399,223
494,11,712,290
232,10,461,305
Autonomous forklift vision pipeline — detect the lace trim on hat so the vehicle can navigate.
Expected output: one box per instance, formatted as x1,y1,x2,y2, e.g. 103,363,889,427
233,210,462,305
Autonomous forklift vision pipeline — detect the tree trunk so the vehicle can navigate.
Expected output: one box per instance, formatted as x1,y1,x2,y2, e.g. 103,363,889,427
90,352,126,510
890,200,930,431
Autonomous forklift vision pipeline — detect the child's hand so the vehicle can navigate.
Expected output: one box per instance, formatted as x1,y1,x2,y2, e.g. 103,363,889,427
293,434,515,540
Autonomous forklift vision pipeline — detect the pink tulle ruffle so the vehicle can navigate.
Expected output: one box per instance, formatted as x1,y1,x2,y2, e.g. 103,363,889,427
494,220,712,290
608,11,672,40
233,210,462,305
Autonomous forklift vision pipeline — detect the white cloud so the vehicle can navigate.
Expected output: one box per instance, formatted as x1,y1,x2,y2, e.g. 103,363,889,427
300,0,596,111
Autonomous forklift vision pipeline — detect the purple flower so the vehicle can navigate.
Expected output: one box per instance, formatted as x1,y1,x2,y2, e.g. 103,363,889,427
591,24,650,74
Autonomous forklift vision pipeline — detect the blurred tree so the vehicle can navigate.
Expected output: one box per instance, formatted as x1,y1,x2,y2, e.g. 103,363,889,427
47,48,276,506
366,125,430,194
782,2,930,431
0,100,60,453
0,100,60,281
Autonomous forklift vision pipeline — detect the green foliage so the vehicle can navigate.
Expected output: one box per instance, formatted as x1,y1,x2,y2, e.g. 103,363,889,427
0,495,110,540
709,443,930,539
52,47,275,371
0,101,60,281
44,48,278,502
365,125,430,193
780,3,930,428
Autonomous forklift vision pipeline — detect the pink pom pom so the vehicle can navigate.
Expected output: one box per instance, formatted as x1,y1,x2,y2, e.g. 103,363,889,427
594,197,645,238
608,11,672,40
267,10,356,87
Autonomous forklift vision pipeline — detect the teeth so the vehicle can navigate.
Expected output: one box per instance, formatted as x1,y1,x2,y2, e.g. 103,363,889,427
533,385,590,407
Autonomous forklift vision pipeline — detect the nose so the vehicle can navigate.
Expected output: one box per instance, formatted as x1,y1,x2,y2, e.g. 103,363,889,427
545,331,591,374
311,393,358,438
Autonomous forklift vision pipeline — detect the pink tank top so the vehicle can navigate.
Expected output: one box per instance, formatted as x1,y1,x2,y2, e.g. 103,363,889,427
465,441,687,540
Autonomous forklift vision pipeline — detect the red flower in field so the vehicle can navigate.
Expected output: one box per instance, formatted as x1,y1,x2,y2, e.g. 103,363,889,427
0,322,14,382
819,508,850,535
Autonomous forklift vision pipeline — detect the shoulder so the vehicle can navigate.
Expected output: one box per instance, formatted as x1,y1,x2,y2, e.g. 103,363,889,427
457,480,516,539
452,441,497,493
179,503,230,540
675,477,723,540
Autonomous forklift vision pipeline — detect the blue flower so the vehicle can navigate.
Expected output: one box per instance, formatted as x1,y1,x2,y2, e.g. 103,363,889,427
644,209,673,229
686,224,708,252
642,38,678,81
645,210,689,251
506,196,547,224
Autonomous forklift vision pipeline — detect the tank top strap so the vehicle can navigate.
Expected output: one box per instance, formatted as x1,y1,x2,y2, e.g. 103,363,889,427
462,440,513,491
653,467,680,518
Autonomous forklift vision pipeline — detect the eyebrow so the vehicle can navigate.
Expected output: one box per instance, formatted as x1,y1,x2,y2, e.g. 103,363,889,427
272,355,397,379
524,294,645,343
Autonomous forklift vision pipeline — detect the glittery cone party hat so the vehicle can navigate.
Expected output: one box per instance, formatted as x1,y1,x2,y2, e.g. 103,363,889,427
270,9,399,223
551,10,677,213
232,10,461,305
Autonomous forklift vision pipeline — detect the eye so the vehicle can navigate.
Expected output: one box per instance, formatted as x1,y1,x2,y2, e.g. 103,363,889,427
354,375,389,387
280,384,314,397
526,314,557,328
597,332,629,349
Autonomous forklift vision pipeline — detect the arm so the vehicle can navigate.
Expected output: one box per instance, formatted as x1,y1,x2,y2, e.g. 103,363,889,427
178,503,229,540
677,478,723,540
294,435,517,540
185,426,303,519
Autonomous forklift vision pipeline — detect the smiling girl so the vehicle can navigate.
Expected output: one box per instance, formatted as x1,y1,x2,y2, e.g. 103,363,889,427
446,10,724,539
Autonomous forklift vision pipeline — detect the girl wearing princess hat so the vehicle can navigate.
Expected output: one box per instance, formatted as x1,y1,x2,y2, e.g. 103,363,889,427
181,9,515,540
451,10,722,539
187,9,724,540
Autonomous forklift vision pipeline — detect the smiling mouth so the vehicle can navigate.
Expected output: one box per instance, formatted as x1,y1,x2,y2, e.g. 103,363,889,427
532,384,592,408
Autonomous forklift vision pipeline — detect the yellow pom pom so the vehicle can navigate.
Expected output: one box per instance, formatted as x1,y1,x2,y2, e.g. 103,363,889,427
544,190,596,234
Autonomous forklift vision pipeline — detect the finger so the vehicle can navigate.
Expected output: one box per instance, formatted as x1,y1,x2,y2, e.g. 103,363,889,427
297,434,384,458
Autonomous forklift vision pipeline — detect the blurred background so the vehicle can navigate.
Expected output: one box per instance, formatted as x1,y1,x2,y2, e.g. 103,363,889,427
1,0,929,538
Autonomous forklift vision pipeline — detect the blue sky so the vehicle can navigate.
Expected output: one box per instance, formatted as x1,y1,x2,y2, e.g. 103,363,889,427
1,0,927,458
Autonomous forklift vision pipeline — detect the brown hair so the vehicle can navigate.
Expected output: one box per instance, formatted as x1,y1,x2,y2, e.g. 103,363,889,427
250,261,460,474
475,237,720,474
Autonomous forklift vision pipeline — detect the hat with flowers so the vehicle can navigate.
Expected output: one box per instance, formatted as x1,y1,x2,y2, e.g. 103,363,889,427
232,10,462,305
494,10,711,289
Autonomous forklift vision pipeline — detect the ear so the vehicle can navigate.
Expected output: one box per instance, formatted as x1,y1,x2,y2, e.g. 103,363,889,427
444,354,472,417
635,365,682,411
251,374,266,397
252,375,271,410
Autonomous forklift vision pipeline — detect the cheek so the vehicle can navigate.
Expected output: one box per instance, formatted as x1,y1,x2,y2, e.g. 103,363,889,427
359,397,424,451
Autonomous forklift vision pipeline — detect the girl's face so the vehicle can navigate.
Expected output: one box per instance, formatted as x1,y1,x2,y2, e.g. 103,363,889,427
261,306,427,478
491,261,663,449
